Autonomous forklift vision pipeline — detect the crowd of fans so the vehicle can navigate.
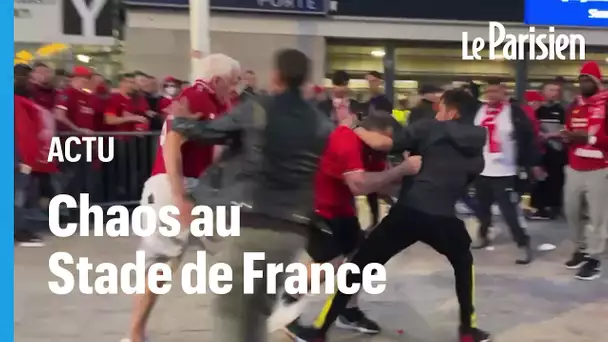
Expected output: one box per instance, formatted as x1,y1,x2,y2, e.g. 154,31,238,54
13,62,261,245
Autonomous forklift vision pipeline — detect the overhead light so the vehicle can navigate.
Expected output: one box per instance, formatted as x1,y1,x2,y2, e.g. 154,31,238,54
371,50,386,57
605,57,608,62
76,54,91,63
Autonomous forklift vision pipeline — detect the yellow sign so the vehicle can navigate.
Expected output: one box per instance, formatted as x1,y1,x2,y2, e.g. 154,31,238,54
14,43,70,64
37,43,69,57
15,50,34,61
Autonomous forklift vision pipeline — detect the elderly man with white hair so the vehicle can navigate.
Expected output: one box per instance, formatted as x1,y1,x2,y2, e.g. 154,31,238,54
122,53,241,342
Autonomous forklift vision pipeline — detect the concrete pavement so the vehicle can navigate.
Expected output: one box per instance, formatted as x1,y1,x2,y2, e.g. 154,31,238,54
14,215,608,342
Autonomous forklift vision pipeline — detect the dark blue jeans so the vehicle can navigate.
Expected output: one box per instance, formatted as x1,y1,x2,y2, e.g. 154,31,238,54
15,171,30,233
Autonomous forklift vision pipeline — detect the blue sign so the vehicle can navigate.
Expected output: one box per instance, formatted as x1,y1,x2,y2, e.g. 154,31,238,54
331,0,524,22
525,0,608,27
125,0,329,15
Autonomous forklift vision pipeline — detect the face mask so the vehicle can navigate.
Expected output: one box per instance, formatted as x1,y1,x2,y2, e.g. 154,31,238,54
166,86,178,96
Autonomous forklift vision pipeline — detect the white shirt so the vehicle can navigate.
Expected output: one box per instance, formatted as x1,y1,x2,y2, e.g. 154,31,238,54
474,104,517,177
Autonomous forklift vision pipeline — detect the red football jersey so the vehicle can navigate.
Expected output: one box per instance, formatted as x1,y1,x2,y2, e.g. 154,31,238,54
314,126,386,218
105,92,149,134
55,87,96,131
565,102,608,171
150,81,228,178
30,83,56,110
158,96,173,117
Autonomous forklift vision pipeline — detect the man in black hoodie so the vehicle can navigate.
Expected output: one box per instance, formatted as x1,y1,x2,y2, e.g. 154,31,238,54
530,81,566,219
295,89,491,342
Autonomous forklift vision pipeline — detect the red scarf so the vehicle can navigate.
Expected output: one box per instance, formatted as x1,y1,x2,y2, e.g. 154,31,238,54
480,103,505,154
575,90,608,151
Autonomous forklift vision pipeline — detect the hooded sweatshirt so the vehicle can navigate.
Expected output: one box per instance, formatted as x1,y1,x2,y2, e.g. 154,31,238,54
392,118,486,217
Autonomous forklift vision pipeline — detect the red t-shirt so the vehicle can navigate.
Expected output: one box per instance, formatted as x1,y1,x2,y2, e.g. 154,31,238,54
314,126,386,218
55,87,96,131
30,83,56,110
90,92,111,132
158,96,173,117
105,93,149,134
565,102,608,171
150,82,228,178
15,95,58,173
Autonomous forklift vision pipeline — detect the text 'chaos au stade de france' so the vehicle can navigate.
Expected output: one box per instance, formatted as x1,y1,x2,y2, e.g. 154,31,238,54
45,136,387,296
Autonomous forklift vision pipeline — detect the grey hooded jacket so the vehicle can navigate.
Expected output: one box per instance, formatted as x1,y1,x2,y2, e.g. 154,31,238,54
392,119,487,217
171,90,333,232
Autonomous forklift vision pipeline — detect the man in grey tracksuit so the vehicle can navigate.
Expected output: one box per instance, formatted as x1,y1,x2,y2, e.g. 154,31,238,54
171,49,333,342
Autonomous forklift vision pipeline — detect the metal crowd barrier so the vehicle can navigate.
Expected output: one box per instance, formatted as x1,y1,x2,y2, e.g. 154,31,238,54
57,131,161,207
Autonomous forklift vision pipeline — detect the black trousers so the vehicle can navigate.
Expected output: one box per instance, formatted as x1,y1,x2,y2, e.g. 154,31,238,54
314,206,477,333
473,176,530,247
531,148,566,211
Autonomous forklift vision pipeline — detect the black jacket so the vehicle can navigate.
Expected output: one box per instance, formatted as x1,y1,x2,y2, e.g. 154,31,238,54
407,99,436,125
392,119,487,217
172,90,333,232
508,104,543,170
536,102,566,154
364,94,393,116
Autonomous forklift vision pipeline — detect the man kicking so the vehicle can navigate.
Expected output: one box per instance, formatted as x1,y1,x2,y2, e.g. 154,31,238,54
124,54,241,342
277,114,420,338
295,89,492,342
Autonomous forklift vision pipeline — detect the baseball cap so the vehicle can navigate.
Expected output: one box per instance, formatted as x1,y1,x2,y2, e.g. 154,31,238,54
72,66,92,78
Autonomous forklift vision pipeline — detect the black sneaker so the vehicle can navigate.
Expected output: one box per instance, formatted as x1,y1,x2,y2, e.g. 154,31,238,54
24,208,49,222
565,251,589,269
15,230,44,247
575,259,601,281
460,327,492,342
283,321,326,342
515,245,534,265
335,307,380,334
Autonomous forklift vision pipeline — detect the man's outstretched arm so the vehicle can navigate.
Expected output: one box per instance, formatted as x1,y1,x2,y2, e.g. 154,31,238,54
171,100,255,144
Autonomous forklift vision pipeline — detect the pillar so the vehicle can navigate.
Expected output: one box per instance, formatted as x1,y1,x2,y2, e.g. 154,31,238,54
189,0,211,82
383,42,396,104
514,53,529,103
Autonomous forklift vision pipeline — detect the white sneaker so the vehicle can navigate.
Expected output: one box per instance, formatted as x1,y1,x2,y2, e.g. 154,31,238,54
120,337,148,342
267,293,311,333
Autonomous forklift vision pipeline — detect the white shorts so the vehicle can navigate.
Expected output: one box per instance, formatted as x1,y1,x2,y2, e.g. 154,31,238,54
138,174,199,268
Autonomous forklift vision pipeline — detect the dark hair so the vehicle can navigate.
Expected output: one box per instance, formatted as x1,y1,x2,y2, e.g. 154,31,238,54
55,68,70,77
331,70,350,87
32,61,49,69
133,70,148,78
554,76,566,84
360,113,398,131
119,72,135,81
486,77,503,86
441,89,476,122
275,49,309,89
14,64,32,77
366,71,383,80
